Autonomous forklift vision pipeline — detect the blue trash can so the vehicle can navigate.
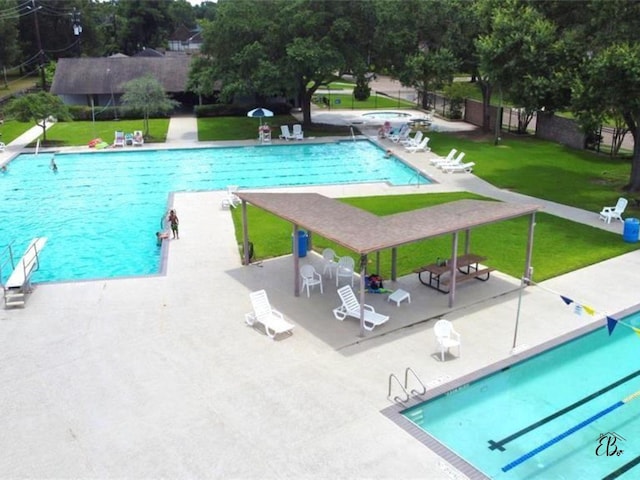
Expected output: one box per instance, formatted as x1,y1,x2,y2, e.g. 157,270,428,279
292,230,308,257
623,218,639,243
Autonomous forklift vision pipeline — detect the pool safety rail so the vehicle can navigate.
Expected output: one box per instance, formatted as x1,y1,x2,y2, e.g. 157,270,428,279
388,367,427,404
1,237,47,308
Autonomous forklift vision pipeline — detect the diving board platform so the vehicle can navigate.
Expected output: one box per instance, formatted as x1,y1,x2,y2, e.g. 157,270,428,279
2,237,47,308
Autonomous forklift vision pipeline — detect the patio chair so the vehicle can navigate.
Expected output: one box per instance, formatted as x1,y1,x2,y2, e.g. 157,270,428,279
221,185,241,209
279,125,295,141
300,264,323,297
599,197,627,224
0,142,5,152
335,255,355,287
113,131,125,147
332,285,390,331
389,124,411,143
245,289,294,339
434,319,460,361
436,151,465,169
133,130,144,146
292,124,304,140
401,130,423,148
322,248,338,278
430,148,457,166
404,136,430,153
442,161,475,174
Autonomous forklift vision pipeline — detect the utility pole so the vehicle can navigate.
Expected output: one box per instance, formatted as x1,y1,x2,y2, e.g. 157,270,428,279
31,0,45,90
72,8,82,57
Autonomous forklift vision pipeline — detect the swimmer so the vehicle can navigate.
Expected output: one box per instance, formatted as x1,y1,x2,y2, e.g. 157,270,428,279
50,156,58,172
384,149,393,158
156,231,170,246
0,165,6,173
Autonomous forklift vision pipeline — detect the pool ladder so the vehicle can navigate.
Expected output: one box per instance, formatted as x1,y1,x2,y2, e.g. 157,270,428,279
408,170,426,188
388,367,427,404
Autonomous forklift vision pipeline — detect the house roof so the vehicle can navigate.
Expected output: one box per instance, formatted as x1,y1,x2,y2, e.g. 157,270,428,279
235,192,540,255
50,56,193,95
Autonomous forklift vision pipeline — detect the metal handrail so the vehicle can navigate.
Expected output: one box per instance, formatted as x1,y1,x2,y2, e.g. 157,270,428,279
388,373,409,404
0,242,15,289
404,367,427,397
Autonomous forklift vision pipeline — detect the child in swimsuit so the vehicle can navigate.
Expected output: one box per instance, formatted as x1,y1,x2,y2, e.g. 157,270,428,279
168,210,179,239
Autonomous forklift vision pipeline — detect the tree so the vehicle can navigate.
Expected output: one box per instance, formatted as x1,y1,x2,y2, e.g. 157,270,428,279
194,0,373,125
0,0,21,79
116,0,173,54
4,92,71,142
120,75,179,137
572,43,640,191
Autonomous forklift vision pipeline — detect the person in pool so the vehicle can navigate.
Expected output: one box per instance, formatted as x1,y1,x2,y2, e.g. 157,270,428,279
167,209,179,239
50,157,58,172
156,231,170,246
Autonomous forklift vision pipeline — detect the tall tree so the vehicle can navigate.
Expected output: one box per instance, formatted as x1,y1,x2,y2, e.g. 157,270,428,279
4,92,71,141
572,43,640,191
0,0,21,77
194,0,373,125
116,0,173,54
120,75,179,136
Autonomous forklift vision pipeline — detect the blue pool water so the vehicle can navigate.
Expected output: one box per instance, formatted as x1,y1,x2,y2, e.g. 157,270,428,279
402,314,640,479
2,141,428,283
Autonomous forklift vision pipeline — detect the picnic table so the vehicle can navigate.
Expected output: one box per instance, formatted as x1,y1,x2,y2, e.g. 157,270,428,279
413,253,494,294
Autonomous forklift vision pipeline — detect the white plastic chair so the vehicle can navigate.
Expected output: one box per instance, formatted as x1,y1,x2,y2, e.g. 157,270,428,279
221,185,241,209
279,125,294,141
300,264,323,297
599,197,627,224
430,148,457,166
404,136,430,153
401,130,423,147
335,255,355,287
245,289,294,339
434,319,461,361
292,124,304,140
322,248,338,278
442,161,475,174
332,285,390,331
436,151,465,169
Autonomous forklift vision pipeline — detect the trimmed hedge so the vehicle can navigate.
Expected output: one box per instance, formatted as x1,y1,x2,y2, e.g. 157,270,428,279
67,105,170,121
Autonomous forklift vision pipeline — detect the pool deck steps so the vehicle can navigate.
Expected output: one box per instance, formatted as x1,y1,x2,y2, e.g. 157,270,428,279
3,237,47,308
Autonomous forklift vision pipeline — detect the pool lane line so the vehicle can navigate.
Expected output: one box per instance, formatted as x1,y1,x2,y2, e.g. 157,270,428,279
602,453,640,479
488,369,640,452
501,389,640,473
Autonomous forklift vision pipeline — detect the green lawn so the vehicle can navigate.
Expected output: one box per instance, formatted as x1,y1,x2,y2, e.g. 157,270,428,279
426,131,637,214
42,119,170,147
197,115,353,141
0,119,33,143
313,92,416,110
231,192,636,282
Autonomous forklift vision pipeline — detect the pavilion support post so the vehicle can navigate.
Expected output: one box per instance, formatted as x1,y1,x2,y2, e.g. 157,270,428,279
391,247,397,281
464,228,471,254
293,224,300,297
307,230,313,252
524,213,536,282
375,251,380,276
241,201,250,266
359,254,367,337
448,232,459,308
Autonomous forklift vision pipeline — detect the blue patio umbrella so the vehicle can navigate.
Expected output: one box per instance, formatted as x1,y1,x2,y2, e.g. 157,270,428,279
247,107,274,126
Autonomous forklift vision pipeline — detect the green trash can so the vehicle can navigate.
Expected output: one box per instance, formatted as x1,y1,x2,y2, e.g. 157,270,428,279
623,218,639,243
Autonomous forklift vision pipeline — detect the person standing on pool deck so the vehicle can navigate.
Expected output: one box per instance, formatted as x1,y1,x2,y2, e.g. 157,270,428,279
168,209,179,239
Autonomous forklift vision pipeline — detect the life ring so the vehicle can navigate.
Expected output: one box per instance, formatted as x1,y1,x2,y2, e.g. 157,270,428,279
88,138,102,148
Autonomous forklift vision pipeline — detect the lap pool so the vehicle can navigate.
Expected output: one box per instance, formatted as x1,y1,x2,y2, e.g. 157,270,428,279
396,314,640,479
1,141,429,283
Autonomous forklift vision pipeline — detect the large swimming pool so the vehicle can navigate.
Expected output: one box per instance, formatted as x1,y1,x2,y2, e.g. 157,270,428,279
2,141,429,283
401,313,640,479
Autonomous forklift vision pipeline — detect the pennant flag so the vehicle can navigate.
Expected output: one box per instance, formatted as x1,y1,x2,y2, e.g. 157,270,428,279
583,305,595,316
560,295,573,306
574,304,583,317
607,316,618,336
633,327,640,340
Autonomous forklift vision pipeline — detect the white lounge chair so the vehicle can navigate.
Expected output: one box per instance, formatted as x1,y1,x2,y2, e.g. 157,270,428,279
113,131,125,147
333,285,390,331
221,185,241,209
279,125,295,141
132,130,144,146
401,130,423,147
599,197,628,224
389,124,411,143
300,264,323,297
430,148,457,166
404,137,430,153
335,255,355,287
292,124,304,140
442,161,475,173
0,142,5,152
245,289,294,339
434,319,461,361
436,151,466,169
322,248,338,278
